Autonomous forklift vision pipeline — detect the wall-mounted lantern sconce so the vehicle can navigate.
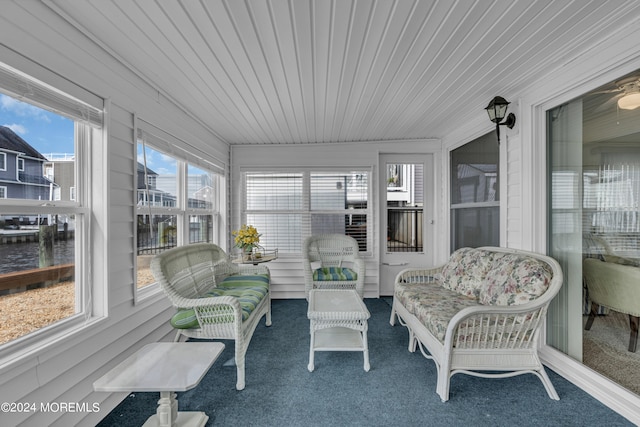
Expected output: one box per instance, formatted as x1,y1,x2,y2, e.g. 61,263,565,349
485,96,516,143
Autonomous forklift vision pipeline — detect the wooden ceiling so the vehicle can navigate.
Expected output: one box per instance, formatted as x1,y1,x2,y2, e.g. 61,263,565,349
46,0,640,145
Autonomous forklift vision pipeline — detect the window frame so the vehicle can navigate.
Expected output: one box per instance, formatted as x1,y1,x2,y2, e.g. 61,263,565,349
449,132,500,251
134,140,222,302
0,152,5,171
0,119,102,361
0,60,104,361
239,167,372,256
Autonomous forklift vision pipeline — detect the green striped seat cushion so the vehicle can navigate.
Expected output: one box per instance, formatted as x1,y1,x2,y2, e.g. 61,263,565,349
170,274,269,329
313,267,357,281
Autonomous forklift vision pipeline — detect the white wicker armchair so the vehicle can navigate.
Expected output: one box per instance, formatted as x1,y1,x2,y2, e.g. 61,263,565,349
303,234,365,300
150,243,271,390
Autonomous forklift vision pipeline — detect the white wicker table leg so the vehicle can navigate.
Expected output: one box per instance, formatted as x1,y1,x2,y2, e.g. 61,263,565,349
362,324,370,372
308,324,316,372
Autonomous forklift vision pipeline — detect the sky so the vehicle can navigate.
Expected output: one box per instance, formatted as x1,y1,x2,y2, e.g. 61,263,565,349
0,93,74,156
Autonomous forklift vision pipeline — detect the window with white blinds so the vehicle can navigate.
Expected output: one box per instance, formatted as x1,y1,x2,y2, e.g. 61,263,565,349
242,170,370,254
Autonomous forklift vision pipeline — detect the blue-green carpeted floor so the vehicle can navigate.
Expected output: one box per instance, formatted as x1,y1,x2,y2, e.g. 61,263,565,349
97,298,633,426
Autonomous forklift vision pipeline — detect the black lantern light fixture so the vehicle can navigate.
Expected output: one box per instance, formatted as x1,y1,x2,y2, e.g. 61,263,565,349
485,96,516,144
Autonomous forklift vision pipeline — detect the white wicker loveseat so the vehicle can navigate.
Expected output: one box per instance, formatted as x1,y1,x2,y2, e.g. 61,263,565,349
390,246,563,402
151,243,271,390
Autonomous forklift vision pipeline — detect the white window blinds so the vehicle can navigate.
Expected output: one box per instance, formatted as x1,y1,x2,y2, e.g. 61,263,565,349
242,170,370,253
136,117,225,174
0,60,103,128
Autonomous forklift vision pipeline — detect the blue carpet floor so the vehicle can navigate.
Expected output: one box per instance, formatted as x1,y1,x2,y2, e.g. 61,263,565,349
97,298,633,426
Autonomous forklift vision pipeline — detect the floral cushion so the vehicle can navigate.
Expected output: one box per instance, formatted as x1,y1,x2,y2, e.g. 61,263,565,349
478,255,552,306
439,248,495,298
395,280,478,343
170,274,269,329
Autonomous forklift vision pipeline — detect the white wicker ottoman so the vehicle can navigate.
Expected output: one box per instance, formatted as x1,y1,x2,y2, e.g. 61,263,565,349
307,289,371,372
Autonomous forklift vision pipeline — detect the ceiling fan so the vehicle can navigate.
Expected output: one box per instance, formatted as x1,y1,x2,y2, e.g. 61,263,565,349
592,76,640,111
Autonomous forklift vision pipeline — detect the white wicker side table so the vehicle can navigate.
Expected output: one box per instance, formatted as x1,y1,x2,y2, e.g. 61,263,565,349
307,289,371,372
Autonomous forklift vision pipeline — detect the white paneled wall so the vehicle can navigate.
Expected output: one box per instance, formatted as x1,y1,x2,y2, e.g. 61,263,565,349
231,140,443,299
0,3,229,426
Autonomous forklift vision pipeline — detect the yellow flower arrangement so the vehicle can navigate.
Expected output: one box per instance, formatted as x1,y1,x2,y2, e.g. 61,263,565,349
232,224,262,252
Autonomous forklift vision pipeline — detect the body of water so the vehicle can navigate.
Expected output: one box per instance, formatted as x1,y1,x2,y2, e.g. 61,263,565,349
0,240,75,274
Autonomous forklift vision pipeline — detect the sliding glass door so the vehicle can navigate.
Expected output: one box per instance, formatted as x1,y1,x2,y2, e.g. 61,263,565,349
547,69,640,394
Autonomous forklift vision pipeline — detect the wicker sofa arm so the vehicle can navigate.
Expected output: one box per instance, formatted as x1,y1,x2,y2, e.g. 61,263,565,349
190,295,243,326
395,266,443,285
444,300,550,350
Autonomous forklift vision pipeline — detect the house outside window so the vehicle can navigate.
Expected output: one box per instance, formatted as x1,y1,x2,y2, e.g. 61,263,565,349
0,61,103,349
241,170,370,255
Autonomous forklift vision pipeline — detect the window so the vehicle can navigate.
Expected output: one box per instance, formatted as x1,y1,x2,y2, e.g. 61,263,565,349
135,122,223,294
450,132,500,251
385,162,424,252
547,70,640,394
241,170,370,254
0,61,103,349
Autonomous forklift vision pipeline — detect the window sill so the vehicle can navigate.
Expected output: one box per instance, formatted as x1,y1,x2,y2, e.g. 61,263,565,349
135,282,164,305
0,314,108,372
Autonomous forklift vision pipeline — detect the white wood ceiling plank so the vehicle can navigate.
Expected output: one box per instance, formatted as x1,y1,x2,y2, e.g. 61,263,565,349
353,0,475,139
336,0,399,141
196,0,283,143
498,1,637,94
347,0,448,139
243,0,303,143
327,0,377,141
95,0,252,143
136,1,262,143
347,0,428,140
41,0,640,144
383,0,564,137
226,0,301,143
310,0,333,141
410,0,588,137
289,0,318,142
177,1,269,143
323,0,362,142
266,0,314,143
379,0,527,137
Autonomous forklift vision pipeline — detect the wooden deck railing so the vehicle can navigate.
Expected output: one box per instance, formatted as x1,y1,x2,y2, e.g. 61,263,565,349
0,264,74,292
